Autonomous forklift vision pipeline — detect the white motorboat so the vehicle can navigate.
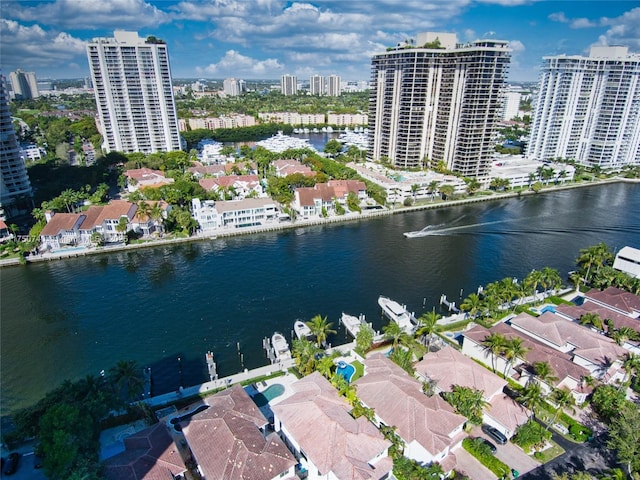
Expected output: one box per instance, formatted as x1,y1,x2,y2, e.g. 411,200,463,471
340,312,367,338
378,296,417,333
294,320,312,340
271,332,292,361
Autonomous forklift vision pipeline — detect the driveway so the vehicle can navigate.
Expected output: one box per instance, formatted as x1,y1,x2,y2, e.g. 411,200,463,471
471,426,540,477
454,447,497,480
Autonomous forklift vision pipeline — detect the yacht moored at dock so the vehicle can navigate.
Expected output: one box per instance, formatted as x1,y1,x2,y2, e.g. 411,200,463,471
293,319,312,340
378,296,417,333
340,312,368,338
271,332,292,361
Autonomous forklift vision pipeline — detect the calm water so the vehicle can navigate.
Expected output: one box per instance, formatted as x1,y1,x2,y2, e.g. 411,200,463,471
1,183,639,416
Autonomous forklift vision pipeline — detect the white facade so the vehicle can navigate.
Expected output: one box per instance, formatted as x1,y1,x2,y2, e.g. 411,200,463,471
258,112,325,125
0,75,32,219
191,197,277,231
222,78,244,96
529,46,640,168
309,75,324,95
327,75,341,96
281,74,297,96
86,30,182,154
191,198,220,231
9,69,39,99
502,90,522,121
369,33,510,177
613,246,640,279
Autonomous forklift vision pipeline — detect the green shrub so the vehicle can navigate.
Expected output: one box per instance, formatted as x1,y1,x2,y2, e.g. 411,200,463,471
560,413,592,442
462,438,511,478
512,419,551,452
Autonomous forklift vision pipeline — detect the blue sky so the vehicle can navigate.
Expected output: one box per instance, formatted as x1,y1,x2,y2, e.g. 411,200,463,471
1,0,639,82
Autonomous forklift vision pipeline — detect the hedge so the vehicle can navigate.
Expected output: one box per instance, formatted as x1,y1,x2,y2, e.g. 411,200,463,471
462,438,511,478
559,413,592,442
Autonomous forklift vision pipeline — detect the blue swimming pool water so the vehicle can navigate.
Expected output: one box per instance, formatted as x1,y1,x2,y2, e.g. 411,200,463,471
250,383,285,407
539,305,556,314
336,363,355,383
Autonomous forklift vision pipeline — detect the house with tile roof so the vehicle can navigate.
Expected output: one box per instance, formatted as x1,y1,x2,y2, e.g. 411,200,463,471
130,201,171,237
178,385,297,480
462,322,593,403
583,287,640,318
124,168,174,192
272,159,315,178
0,219,12,242
415,346,529,439
103,422,188,480
198,174,264,199
40,212,87,250
272,372,393,480
292,181,368,218
354,354,466,471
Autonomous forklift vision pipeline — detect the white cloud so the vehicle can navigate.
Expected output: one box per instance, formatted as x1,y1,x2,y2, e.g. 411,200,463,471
570,18,596,29
0,20,86,72
9,0,170,29
508,40,526,54
598,7,640,51
196,50,284,77
548,12,568,23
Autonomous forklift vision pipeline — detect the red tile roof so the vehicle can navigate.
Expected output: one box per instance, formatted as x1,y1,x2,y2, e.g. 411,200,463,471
585,287,640,315
40,213,84,236
180,385,296,480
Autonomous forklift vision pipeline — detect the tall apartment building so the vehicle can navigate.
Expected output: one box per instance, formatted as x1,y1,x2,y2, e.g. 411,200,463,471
9,69,39,100
223,78,245,97
368,32,510,177
502,89,522,121
0,75,32,219
529,46,640,168
281,74,298,96
309,75,324,95
86,30,181,154
326,75,341,97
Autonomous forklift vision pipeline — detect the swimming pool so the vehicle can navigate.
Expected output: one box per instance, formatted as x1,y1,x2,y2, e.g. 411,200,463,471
336,361,355,383
251,383,285,407
534,304,557,315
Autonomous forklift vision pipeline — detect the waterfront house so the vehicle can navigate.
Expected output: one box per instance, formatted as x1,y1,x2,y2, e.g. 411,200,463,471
124,168,174,193
179,385,296,480
0,219,13,242
462,322,592,403
103,423,187,480
415,346,529,439
188,164,235,178
272,372,393,480
191,198,219,231
327,179,368,202
272,159,316,178
198,174,263,200
613,247,640,279
354,354,466,472
40,212,86,250
191,197,277,231
129,201,171,237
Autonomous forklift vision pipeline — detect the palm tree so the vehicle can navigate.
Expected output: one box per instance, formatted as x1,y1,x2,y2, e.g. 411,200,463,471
519,381,544,424
383,321,406,349
481,333,506,373
502,337,530,378
539,267,563,297
579,312,603,331
416,310,441,351
523,269,544,304
620,353,640,390
316,354,337,379
305,314,336,347
576,243,613,285
460,293,482,318
109,360,144,402
532,361,559,390
292,338,321,375
389,347,415,375
547,387,575,431
612,326,640,346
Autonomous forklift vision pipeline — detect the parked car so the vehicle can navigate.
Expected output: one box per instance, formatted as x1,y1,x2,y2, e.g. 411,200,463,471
3,452,20,475
476,437,497,454
482,424,507,445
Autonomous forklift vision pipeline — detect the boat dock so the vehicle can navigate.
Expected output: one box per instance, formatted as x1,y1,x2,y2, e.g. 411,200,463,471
206,351,218,381
378,296,418,333
439,294,461,313
143,367,152,398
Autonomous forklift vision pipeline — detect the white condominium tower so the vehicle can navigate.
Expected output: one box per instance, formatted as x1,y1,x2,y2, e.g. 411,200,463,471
223,78,244,97
529,46,640,168
9,69,39,100
0,75,32,219
326,75,341,97
86,30,181,154
281,74,298,96
368,32,510,177
309,75,324,95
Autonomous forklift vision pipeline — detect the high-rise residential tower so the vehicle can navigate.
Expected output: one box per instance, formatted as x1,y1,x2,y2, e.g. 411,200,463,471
9,69,39,100
368,32,510,177
529,46,640,168
309,75,324,95
223,78,245,97
281,74,298,96
326,75,341,97
86,30,181,154
0,75,32,219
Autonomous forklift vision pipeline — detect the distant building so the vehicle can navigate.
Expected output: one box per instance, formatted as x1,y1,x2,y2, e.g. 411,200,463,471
223,77,244,96
502,88,522,121
0,75,33,220
187,114,256,131
281,74,297,96
9,69,39,99
529,46,640,168
309,74,324,95
368,32,510,177
258,112,325,126
86,30,181,154
326,74,341,96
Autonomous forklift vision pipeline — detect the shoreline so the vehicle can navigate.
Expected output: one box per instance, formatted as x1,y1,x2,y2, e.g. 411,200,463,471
1,176,636,268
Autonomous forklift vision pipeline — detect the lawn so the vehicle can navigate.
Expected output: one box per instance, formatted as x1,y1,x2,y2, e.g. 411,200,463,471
350,360,364,382
531,443,564,463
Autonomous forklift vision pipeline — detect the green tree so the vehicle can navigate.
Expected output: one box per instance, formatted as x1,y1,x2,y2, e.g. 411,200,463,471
590,385,627,422
481,332,505,373
292,338,322,375
607,403,640,476
547,387,575,431
532,361,558,389
438,184,455,200
502,337,529,378
324,139,343,157
355,322,375,355
519,381,544,425
346,191,361,212
442,385,488,425
460,293,482,318
108,360,144,402
416,310,441,352
389,347,415,375
383,321,407,349
305,314,336,347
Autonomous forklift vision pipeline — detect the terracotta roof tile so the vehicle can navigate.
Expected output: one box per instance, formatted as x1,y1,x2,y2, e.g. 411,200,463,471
40,213,84,236
585,287,640,315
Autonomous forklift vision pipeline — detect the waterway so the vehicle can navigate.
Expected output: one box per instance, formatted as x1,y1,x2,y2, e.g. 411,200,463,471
1,182,639,416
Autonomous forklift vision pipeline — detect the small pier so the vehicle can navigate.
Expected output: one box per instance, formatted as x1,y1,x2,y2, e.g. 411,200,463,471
205,351,218,381
143,367,152,398
440,294,461,313
263,336,276,364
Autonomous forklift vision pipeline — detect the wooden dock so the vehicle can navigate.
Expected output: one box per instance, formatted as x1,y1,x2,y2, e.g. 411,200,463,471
206,351,218,381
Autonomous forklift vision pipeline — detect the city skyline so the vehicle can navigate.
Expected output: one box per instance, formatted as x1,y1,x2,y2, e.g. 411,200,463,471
2,0,639,82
